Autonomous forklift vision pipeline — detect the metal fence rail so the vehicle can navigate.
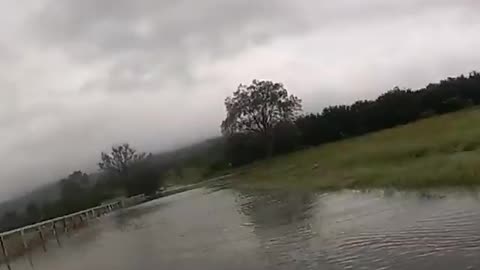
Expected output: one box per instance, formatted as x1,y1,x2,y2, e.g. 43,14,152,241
0,175,232,269
0,201,121,237
0,200,123,269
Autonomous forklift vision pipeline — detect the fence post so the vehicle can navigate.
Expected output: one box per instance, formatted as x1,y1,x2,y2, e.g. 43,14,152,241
21,229,33,266
53,222,61,247
1,236,11,270
84,213,89,225
38,227,47,252
63,217,68,234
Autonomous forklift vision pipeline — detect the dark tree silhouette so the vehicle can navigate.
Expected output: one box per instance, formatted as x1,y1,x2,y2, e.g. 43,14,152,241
25,202,41,223
222,71,480,166
221,80,302,156
59,171,95,214
98,144,163,196
98,143,150,176
0,211,21,231
124,161,163,196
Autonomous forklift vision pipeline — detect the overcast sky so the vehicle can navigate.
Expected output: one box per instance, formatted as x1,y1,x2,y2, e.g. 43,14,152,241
1,0,480,200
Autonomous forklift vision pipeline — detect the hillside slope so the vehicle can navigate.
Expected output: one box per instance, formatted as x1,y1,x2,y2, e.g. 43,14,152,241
234,108,480,189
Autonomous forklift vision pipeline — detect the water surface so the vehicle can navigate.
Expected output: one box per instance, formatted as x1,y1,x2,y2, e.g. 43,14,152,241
10,186,480,270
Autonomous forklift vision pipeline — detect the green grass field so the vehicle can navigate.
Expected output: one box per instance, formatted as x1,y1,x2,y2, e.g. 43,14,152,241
233,108,480,190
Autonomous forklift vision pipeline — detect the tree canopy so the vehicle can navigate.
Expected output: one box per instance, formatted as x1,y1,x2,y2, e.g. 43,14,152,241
221,80,302,136
98,143,150,176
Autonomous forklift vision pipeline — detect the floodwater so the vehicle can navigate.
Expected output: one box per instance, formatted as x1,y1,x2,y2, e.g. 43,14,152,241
8,185,480,270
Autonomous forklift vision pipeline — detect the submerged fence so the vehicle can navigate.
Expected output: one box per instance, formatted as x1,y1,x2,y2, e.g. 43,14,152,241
0,175,232,269
0,196,146,270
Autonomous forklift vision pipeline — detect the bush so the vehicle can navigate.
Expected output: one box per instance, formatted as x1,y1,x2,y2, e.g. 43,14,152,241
125,162,164,196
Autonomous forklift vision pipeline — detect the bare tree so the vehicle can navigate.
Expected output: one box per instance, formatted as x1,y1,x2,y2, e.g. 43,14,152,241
98,143,150,176
221,80,302,155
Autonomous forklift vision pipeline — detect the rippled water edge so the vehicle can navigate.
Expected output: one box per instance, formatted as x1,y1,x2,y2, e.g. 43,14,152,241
8,187,480,270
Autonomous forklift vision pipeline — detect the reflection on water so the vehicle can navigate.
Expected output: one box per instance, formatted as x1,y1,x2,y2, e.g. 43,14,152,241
237,191,321,269
8,187,480,270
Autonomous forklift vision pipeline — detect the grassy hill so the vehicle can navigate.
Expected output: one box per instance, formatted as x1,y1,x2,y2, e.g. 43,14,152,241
233,108,480,190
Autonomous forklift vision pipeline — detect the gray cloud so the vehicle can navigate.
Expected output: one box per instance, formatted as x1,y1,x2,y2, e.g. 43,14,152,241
1,0,480,200
35,0,301,52
32,0,309,90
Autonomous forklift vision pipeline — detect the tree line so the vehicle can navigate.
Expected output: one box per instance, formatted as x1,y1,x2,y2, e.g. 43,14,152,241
223,72,480,165
0,144,163,232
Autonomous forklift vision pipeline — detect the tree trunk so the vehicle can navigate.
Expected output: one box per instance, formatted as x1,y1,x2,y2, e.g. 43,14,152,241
265,132,275,158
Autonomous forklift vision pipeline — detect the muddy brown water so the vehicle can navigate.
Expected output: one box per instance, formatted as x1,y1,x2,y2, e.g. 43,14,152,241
7,185,480,270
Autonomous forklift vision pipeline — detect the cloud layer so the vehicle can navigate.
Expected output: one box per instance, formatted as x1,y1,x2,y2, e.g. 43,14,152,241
1,0,480,200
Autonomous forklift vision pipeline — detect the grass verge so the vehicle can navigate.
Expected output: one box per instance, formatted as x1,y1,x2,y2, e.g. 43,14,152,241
232,108,480,190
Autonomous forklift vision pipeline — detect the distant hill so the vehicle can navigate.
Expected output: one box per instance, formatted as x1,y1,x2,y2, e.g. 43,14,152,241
149,137,228,185
150,137,225,166
0,182,61,216
0,137,226,216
